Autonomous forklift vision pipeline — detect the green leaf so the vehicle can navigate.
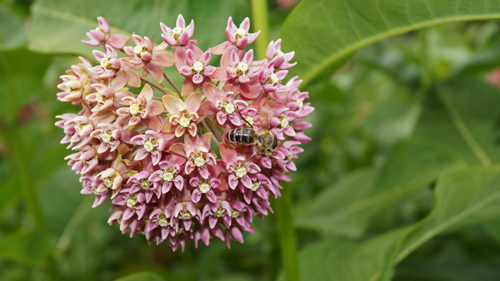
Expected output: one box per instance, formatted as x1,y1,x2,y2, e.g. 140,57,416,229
414,76,500,165
295,138,463,238
28,0,248,56
37,167,84,239
115,272,166,281
0,3,27,50
0,229,54,264
286,165,500,281
278,0,500,87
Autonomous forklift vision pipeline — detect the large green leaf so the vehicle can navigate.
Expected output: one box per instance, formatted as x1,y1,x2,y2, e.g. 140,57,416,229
28,0,248,56
414,76,500,165
284,166,500,281
0,229,54,264
295,138,463,238
115,272,166,281
0,3,27,50
278,0,500,87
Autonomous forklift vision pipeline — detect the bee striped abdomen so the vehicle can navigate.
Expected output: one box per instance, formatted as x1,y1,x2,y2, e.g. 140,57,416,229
228,128,255,144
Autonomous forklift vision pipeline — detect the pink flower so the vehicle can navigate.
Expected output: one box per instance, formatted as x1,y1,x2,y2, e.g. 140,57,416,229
266,39,296,70
162,92,205,137
56,14,313,250
202,84,248,127
86,71,133,112
219,143,261,190
91,45,121,79
178,49,216,96
128,170,161,203
82,16,129,49
225,17,260,49
149,155,186,193
170,133,217,179
123,35,174,83
57,65,91,103
190,176,220,203
131,130,174,165
160,14,195,46
116,84,165,130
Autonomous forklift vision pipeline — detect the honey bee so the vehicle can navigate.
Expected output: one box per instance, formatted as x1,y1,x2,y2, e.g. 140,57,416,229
225,109,278,156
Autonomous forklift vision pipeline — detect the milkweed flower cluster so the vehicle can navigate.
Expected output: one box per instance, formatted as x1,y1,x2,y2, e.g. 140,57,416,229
55,15,313,251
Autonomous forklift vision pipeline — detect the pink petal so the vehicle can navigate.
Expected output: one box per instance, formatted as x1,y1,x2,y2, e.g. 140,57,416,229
185,91,201,113
162,95,183,116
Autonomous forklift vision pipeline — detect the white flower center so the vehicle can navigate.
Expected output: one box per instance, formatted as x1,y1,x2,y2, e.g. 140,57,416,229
231,209,240,218
140,180,151,190
179,114,192,128
158,214,168,227
268,73,280,84
193,154,206,167
276,50,285,57
250,181,260,191
235,165,247,178
214,207,223,217
192,61,204,74
126,195,138,208
103,177,114,188
91,186,100,194
235,28,247,38
295,99,303,109
144,139,155,152
180,210,192,220
100,57,112,70
222,102,235,114
244,116,254,127
162,169,174,181
134,45,148,57
235,62,249,75
96,93,106,104
199,182,211,193
129,103,142,116
101,130,113,143
172,27,184,37
74,123,84,135
278,116,289,129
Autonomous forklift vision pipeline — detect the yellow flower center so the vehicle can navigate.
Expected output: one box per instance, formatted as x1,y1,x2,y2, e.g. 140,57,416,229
235,28,247,38
127,195,138,209
267,73,280,85
129,103,144,116
101,130,114,143
103,177,114,188
179,114,192,128
234,62,249,76
158,214,169,227
199,181,211,193
231,209,240,218
140,180,151,190
235,165,247,178
193,153,206,167
278,116,289,129
244,116,254,127
222,101,235,114
250,181,260,191
134,45,148,57
172,27,184,41
144,139,156,152
100,57,112,70
163,168,175,182
192,61,204,74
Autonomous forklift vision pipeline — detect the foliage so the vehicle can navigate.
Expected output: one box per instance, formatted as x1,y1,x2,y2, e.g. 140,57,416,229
2,0,500,280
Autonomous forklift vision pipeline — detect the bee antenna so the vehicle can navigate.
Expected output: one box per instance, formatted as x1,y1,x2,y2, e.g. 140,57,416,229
237,108,253,129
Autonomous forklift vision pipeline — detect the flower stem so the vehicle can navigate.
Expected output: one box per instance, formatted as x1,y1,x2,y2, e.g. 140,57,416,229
163,73,182,98
140,77,179,98
251,0,270,60
250,0,300,280
275,184,300,281
0,54,46,230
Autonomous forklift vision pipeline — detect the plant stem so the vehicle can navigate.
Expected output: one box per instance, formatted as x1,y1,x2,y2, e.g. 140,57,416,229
201,120,220,144
251,0,300,280
251,0,270,60
275,184,300,281
0,54,46,230
163,73,182,98
141,77,180,100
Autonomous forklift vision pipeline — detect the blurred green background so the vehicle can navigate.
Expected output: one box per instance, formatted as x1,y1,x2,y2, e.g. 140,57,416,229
3,0,500,280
